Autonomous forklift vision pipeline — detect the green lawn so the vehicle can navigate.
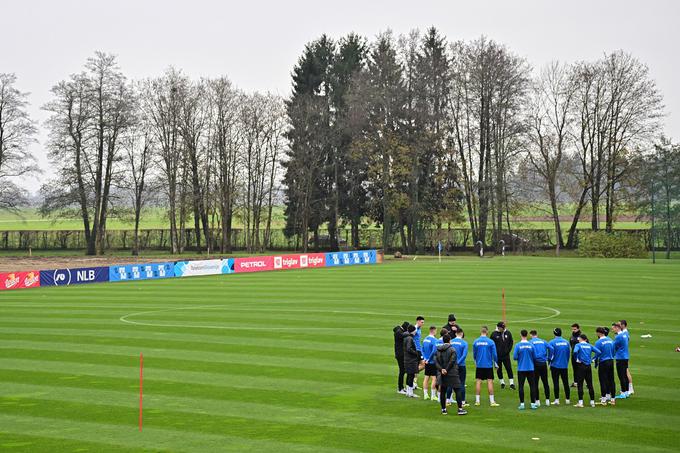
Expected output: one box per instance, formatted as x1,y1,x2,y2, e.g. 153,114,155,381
0,257,679,451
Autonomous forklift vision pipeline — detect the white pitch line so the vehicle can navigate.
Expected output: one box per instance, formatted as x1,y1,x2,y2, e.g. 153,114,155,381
118,302,562,331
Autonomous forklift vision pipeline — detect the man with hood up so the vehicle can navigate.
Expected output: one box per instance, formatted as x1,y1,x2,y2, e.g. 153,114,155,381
403,324,421,398
435,333,467,415
393,321,410,394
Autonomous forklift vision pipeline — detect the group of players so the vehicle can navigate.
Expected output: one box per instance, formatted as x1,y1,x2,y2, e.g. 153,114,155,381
393,314,634,415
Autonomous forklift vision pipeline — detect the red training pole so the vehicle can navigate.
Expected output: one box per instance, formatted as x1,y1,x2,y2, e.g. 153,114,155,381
502,288,506,324
139,352,143,432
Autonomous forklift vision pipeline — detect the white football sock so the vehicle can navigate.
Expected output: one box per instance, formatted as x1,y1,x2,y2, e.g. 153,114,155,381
509,379,514,385
490,395,496,404
475,395,480,404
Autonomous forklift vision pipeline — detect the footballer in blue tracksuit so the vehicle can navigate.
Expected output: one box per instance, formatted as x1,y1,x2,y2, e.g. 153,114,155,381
548,328,571,403
529,330,552,405
594,327,616,404
612,322,630,397
513,330,538,409
451,329,469,406
573,334,601,407
421,326,439,400
473,326,499,406
413,316,425,389
620,319,634,394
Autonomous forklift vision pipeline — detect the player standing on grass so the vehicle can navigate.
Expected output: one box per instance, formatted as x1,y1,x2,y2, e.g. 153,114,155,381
451,328,470,407
403,324,420,398
594,327,616,405
573,334,600,408
529,330,551,406
548,328,571,405
422,326,438,400
514,330,538,410
413,316,425,390
473,326,500,407
435,334,467,416
620,320,634,395
569,323,582,388
393,321,410,394
612,322,630,399
491,322,515,389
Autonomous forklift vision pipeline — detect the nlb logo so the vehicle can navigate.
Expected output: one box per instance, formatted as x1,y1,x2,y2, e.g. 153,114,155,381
53,269,71,286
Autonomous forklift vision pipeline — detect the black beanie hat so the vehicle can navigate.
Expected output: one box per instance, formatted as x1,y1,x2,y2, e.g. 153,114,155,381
401,321,410,330
448,314,456,322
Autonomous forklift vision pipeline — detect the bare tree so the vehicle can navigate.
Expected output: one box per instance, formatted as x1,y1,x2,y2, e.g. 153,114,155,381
0,73,38,210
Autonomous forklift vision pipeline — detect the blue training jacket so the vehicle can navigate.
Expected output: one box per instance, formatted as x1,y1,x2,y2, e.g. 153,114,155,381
513,340,536,372
548,337,570,369
473,336,498,368
614,332,630,360
573,342,600,366
594,336,615,362
414,326,422,352
422,335,438,363
530,337,551,364
451,337,468,367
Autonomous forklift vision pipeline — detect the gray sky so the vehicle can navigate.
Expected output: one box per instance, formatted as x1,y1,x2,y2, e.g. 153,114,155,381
5,0,680,192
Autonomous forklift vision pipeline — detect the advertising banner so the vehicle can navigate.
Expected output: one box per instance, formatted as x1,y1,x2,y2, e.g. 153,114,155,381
174,259,234,277
272,253,326,270
40,266,110,287
109,262,175,282
233,255,274,273
0,271,41,291
325,250,377,267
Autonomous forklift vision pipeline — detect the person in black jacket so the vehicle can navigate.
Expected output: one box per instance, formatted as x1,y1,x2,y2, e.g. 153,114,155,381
403,324,420,398
393,321,410,394
441,314,458,336
490,322,515,389
570,323,582,387
435,334,467,415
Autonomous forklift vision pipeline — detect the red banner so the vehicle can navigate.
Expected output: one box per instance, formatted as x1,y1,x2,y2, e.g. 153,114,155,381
0,271,41,291
273,253,327,270
233,256,275,273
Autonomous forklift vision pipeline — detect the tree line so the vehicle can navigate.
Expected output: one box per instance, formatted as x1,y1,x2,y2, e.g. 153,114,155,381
283,28,675,253
1,28,678,256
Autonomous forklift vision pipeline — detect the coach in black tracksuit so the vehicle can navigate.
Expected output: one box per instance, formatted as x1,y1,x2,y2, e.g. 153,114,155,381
441,314,458,337
570,323,582,386
393,321,410,392
491,322,514,388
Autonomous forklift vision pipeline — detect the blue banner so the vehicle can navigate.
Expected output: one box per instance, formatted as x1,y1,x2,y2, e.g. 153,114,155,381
109,262,174,282
325,250,377,267
40,266,110,287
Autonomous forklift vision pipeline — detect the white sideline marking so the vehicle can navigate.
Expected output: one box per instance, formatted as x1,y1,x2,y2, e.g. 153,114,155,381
118,303,562,331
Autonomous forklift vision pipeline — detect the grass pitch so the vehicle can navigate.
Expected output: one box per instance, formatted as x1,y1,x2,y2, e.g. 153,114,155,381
0,256,679,452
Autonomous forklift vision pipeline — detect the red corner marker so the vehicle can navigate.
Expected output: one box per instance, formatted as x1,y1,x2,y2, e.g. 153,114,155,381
139,352,143,432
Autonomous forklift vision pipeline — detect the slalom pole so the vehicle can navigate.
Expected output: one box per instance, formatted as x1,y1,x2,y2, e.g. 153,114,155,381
502,288,506,324
139,352,143,432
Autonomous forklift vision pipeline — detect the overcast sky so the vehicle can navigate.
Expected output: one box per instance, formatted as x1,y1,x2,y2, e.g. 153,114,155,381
5,0,679,192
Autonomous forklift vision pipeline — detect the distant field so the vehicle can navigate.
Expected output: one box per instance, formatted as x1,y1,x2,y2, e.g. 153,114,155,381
0,257,678,451
0,208,649,231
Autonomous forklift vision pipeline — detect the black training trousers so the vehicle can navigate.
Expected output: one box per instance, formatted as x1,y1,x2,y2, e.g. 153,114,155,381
576,363,595,401
550,367,570,400
440,384,463,410
534,362,550,400
396,356,405,391
496,355,514,380
616,359,629,394
517,370,538,404
598,360,615,398
571,354,578,383
406,373,415,388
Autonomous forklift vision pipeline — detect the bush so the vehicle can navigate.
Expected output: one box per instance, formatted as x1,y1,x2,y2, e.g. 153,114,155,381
578,231,647,258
